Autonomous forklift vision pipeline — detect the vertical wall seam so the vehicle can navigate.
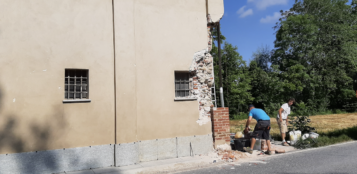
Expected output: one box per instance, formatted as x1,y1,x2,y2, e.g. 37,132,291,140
133,0,138,142
206,0,208,16
111,0,117,165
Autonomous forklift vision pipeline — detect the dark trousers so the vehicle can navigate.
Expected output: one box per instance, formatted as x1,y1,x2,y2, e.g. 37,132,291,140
251,120,271,140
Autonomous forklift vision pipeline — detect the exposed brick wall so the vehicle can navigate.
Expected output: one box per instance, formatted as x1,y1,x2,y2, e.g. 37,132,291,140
188,24,215,126
212,107,230,147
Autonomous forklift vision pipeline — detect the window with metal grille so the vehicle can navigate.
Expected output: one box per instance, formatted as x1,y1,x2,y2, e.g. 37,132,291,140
175,72,191,98
64,69,89,102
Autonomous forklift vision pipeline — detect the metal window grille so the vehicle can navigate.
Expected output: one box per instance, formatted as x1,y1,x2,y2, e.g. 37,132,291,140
175,72,190,97
65,69,89,100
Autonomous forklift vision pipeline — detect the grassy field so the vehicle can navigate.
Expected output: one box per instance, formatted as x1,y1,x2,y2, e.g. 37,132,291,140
229,113,357,139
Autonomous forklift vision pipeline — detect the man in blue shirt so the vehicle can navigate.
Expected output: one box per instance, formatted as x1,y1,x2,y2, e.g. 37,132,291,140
243,104,272,155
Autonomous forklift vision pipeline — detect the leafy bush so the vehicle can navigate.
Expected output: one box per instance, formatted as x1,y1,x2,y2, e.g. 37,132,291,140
288,102,316,134
333,109,345,114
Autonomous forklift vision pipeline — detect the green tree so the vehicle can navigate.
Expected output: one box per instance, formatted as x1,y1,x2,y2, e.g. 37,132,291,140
248,61,285,116
252,45,272,72
211,38,253,115
272,0,357,110
221,42,253,114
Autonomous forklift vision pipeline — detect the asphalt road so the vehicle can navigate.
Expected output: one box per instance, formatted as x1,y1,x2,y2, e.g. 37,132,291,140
178,141,357,174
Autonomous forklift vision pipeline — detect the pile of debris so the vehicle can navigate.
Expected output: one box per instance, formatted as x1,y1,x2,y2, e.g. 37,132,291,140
218,150,248,162
209,144,250,162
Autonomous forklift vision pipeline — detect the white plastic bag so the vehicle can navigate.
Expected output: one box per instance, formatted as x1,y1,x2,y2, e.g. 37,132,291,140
302,134,310,140
302,132,319,140
309,132,319,139
302,133,310,140
289,130,301,145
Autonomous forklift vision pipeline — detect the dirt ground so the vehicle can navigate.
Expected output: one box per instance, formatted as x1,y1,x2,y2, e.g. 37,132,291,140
230,113,357,137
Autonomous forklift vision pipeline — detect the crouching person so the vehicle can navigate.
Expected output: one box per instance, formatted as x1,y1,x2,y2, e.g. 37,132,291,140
243,104,272,155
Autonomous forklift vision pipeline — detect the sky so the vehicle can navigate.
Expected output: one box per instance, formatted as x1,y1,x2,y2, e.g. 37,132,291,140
219,0,295,63
219,0,353,63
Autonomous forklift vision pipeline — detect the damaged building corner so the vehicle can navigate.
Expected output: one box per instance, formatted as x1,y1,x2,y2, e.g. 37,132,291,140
189,15,216,126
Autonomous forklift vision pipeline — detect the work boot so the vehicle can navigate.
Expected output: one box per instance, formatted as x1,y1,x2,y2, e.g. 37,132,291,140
243,147,253,154
265,150,273,155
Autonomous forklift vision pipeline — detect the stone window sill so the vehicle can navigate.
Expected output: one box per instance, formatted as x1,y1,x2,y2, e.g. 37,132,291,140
63,99,91,103
174,98,197,101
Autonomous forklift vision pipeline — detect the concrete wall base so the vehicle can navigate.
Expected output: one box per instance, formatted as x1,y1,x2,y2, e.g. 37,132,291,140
0,134,213,173
0,144,114,174
115,134,214,167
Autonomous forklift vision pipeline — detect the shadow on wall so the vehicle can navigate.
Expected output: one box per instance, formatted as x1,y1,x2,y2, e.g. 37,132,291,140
0,86,100,174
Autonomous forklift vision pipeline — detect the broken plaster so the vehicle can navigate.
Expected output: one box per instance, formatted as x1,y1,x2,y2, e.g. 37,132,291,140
189,21,215,126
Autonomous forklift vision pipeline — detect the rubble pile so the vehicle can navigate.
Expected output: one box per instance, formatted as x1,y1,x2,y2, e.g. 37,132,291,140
219,150,249,162
208,148,250,163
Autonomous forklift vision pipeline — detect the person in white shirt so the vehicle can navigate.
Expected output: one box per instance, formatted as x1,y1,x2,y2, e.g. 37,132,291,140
277,98,295,146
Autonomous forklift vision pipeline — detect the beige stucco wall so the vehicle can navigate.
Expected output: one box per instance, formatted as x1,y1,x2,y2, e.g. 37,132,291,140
114,0,223,143
0,0,224,154
0,0,115,154
208,0,225,22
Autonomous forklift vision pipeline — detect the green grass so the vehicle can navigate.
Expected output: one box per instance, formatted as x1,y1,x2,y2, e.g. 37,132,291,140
230,112,249,120
230,109,351,120
314,134,352,147
289,109,348,117
230,112,277,120
320,126,357,140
